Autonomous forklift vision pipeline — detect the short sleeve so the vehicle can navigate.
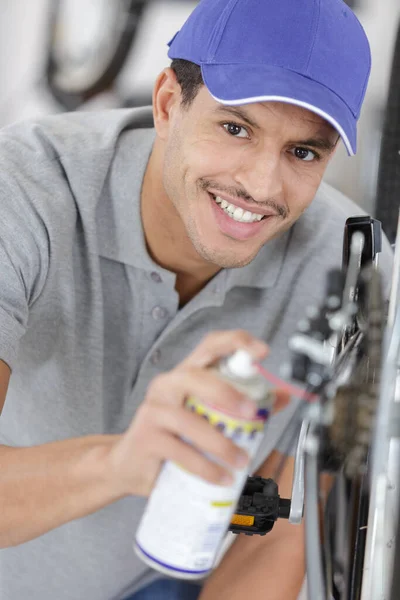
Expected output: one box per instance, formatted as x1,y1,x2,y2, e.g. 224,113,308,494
0,174,50,370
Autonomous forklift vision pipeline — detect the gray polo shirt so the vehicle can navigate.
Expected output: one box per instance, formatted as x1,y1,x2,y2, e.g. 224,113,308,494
0,107,393,600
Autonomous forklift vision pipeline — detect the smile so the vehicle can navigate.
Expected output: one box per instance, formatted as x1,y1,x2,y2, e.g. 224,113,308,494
211,195,265,223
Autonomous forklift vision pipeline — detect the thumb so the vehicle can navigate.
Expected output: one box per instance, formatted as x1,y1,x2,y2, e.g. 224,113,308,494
271,389,291,414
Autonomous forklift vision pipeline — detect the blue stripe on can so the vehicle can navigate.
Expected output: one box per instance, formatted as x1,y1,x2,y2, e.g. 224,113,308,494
135,541,211,576
256,408,269,419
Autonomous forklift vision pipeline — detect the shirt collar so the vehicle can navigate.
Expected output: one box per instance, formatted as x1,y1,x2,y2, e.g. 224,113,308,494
96,113,175,275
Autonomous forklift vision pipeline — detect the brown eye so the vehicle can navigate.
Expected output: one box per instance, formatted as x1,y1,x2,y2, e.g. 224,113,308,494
223,123,249,138
291,147,317,162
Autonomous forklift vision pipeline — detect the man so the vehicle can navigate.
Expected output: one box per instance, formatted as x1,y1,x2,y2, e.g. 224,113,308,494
0,0,393,599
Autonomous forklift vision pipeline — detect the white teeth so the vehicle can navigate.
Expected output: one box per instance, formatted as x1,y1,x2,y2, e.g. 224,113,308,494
213,195,264,223
233,207,244,220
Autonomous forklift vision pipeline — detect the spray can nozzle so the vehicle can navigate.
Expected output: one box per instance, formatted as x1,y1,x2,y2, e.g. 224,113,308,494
222,349,258,378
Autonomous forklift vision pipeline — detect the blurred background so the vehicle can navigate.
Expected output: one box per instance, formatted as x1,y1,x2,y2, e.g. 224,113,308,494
0,0,399,220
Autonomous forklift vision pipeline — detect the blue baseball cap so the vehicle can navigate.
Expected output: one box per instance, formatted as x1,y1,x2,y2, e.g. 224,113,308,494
168,0,372,156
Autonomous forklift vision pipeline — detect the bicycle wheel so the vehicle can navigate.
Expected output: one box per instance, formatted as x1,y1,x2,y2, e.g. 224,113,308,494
45,0,146,110
375,20,400,244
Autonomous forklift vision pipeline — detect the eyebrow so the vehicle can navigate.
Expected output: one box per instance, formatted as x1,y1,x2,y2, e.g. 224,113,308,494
293,136,339,152
214,106,260,130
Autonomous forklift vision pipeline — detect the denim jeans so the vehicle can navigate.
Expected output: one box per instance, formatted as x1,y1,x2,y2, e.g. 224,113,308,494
125,578,203,600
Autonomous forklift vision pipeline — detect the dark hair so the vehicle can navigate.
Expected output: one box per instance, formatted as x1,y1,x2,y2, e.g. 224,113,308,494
170,59,204,107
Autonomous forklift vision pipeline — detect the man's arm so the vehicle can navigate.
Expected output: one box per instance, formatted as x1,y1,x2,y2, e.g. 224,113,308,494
200,450,305,600
0,331,272,548
0,360,126,548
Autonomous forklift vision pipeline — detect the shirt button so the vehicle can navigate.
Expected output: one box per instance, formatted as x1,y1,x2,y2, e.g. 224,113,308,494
151,349,161,365
150,272,162,283
152,306,168,320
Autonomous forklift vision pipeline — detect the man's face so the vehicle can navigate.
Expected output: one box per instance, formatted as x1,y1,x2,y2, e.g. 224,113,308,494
160,84,338,269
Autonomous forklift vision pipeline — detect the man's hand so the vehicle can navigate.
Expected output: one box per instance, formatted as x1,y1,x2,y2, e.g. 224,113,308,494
107,330,272,497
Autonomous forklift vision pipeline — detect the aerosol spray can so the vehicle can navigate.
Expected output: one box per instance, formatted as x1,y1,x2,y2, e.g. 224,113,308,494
134,349,275,580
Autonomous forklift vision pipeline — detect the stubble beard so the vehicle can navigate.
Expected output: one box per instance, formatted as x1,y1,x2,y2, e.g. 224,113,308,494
183,197,260,269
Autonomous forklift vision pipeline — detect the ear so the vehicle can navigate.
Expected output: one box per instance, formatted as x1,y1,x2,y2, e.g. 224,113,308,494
152,68,181,140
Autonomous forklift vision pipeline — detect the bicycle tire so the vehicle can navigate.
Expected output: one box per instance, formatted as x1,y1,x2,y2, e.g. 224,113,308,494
375,20,400,245
45,0,146,111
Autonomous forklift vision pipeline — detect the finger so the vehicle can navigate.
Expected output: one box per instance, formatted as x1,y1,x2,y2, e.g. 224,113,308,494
156,431,236,486
178,329,269,370
271,389,291,414
152,404,250,471
147,368,257,418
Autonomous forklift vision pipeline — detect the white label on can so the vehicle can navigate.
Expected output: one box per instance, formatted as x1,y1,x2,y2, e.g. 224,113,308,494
135,399,270,576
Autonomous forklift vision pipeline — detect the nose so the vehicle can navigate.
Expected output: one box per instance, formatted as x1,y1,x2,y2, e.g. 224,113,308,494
234,149,284,205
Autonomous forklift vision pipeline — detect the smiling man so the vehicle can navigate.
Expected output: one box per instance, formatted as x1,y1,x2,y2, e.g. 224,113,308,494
0,1,394,600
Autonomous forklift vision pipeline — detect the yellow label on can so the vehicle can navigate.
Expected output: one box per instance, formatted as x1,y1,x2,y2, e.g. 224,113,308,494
185,396,266,444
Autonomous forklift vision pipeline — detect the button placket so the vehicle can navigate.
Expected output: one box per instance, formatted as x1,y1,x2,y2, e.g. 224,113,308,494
152,306,169,320
150,272,162,283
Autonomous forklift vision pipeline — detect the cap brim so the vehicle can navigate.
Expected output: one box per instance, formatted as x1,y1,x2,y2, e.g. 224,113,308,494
201,63,357,156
